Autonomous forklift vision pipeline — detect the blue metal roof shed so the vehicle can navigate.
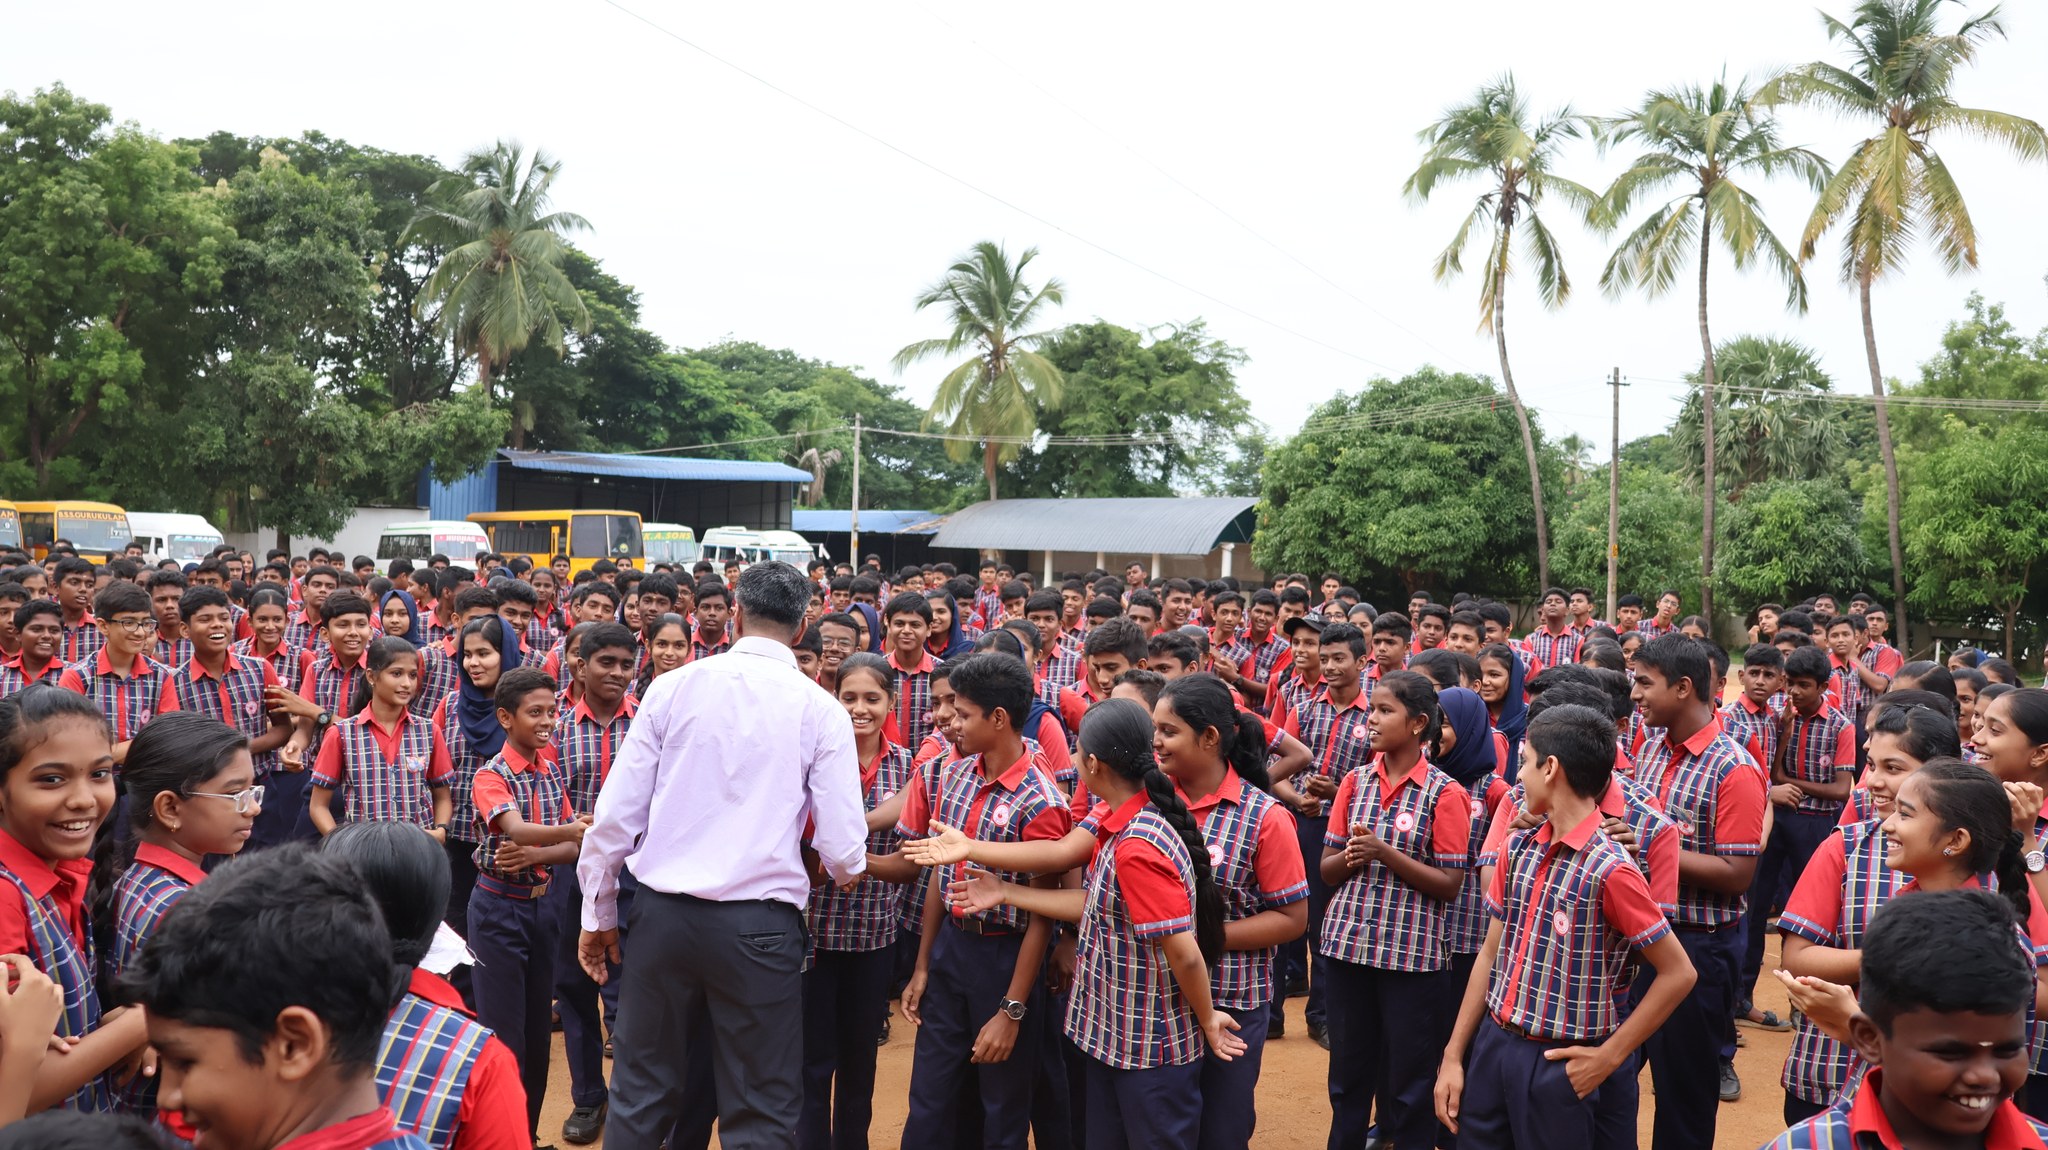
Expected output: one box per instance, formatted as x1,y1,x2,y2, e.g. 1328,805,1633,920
790,509,940,536
421,450,814,532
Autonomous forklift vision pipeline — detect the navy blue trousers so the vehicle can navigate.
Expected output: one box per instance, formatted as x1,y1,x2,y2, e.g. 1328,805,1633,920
1287,813,1334,1029
1739,809,1836,1013
1592,1048,1641,1150
1642,925,1740,1150
251,767,314,847
552,864,615,1110
900,926,1044,1150
1083,1055,1201,1150
1200,1005,1270,1150
469,882,560,1138
1324,960,1452,1150
800,946,894,1150
1457,1018,1600,1150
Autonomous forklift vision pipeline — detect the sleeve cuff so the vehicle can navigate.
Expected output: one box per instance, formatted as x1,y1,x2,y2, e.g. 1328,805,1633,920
1131,915,1192,941
1776,912,1837,945
1260,881,1309,907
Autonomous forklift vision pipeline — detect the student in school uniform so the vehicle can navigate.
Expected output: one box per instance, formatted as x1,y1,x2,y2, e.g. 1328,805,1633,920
1720,644,1786,773
549,622,639,1146
1567,587,1604,637
157,588,293,842
1476,643,1530,765
235,588,311,693
897,653,1073,1150
308,636,454,837
1524,587,1583,670
324,821,531,1150
925,589,975,663
266,593,379,841
1636,591,1682,641
469,667,587,1142
144,571,190,669
0,687,152,1114
1268,616,1323,730
1627,635,1767,1150
57,582,172,771
286,565,344,655
0,601,68,698
1434,687,1511,996
883,592,940,749
1435,704,1697,1150
544,583,622,687
1023,591,1083,698
433,614,524,949
1611,594,1645,637
50,557,103,667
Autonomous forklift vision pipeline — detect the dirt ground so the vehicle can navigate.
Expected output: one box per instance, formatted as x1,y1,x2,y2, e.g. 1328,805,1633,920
534,934,1799,1149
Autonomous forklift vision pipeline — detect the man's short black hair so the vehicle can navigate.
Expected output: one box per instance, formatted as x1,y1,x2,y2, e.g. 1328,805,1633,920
999,579,1030,602
495,666,558,712
320,591,373,624
1742,643,1784,671
578,621,639,660
1634,633,1714,701
493,578,538,609
1023,589,1063,617
694,580,730,608
93,581,149,619
1784,645,1833,685
1084,617,1148,663
1525,704,1617,799
118,844,395,1070
1370,612,1412,642
452,585,500,616
1083,596,1122,623
572,581,617,608
1319,621,1367,657
1146,631,1200,668
1616,593,1643,609
52,555,94,582
1860,889,2034,1034
732,562,806,628
637,573,679,603
1474,601,1512,630
178,585,231,622
884,590,933,623
849,575,882,599
947,652,1035,733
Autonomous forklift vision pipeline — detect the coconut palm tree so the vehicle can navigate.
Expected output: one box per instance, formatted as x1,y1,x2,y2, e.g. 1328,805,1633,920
407,142,592,430
1764,0,2046,651
892,241,1065,501
1404,75,1596,590
1595,75,1830,621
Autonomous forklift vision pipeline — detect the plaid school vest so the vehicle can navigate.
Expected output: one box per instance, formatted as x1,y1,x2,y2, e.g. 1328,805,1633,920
1487,826,1662,1042
438,704,487,842
808,744,912,952
376,993,487,1149
921,745,1064,935
472,753,571,890
334,716,440,828
1444,774,1502,954
0,867,111,1112
1778,821,1904,1105
1319,762,1463,972
170,660,280,779
1065,808,1203,1070
1203,779,1307,1011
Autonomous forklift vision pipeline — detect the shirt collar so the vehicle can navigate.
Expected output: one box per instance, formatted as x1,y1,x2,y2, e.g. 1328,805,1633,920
354,706,412,740
571,692,636,726
408,967,469,1014
1846,1068,2045,1150
987,746,1037,792
133,841,209,887
1675,716,1726,757
1734,695,1771,715
497,741,542,775
93,647,153,678
0,826,64,903
889,649,936,675
184,650,245,681
730,634,796,667
1537,806,1603,851
274,1108,409,1150
327,646,370,672
1094,791,1149,840
1375,752,1429,797
1183,769,1245,815
5,653,59,682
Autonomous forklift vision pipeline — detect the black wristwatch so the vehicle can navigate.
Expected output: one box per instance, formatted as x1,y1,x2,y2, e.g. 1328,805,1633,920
998,996,1028,1021
314,710,333,728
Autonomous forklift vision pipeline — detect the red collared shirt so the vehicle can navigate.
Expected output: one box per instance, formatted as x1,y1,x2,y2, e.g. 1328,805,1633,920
1633,716,1766,926
0,825,92,956
274,1108,430,1150
1764,1067,2048,1150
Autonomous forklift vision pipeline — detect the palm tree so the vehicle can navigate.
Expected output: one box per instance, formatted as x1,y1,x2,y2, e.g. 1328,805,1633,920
1558,433,1596,487
892,242,1066,500
1595,76,1830,622
407,142,592,441
1764,0,2046,652
1670,336,1850,496
1404,75,1596,590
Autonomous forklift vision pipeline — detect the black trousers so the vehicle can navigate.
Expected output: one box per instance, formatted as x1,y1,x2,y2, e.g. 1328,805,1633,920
605,888,807,1150
800,946,894,1150
1643,925,1740,1150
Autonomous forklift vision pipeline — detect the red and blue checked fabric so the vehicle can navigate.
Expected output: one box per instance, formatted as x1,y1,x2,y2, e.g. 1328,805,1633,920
1829,659,1870,725
58,653,169,747
1064,806,1203,1070
1635,619,1676,641
1485,823,1671,1042
897,748,1069,934
1784,705,1855,815
1777,820,1904,1105
1270,671,1320,728
689,635,731,664
1217,633,1254,676
1286,690,1375,818
523,616,557,656
411,643,461,720
284,613,328,658
376,993,488,1150
60,619,104,666
1318,757,1472,972
106,857,196,979
808,743,913,953
419,617,448,647
1444,774,1507,954
893,660,935,750
0,866,112,1113
1633,723,1765,926
552,695,634,818
1571,619,1610,638
435,700,489,844
0,657,62,698
1763,1068,2048,1150
472,750,572,888
898,750,953,934
312,713,445,828
235,637,307,694
1481,776,1681,921
166,656,281,779
1040,645,1083,693
152,635,192,669
300,652,365,752
1240,632,1293,685
1718,698,1780,776
1525,627,1583,669
1198,775,1308,1011
1861,641,1905,679
972,587,1004,629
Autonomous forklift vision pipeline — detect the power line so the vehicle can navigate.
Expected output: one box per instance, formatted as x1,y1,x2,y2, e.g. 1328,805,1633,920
592,0,1399,373
863,426,1170,447
1631,376,2048,412
615,431,814,455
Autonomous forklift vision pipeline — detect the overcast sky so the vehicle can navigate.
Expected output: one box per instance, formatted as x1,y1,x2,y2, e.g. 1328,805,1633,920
10,1,2047,460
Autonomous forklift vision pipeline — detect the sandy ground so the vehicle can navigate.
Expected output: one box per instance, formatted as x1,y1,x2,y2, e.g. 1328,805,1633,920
533,933,1798,1149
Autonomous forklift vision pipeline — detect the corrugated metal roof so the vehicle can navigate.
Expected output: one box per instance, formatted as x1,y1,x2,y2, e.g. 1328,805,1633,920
791,509,941,536
930,498,1257,555
497,449,812,484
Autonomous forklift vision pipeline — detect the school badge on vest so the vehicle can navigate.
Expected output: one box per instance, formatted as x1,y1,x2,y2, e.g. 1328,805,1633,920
1393,811,1417,834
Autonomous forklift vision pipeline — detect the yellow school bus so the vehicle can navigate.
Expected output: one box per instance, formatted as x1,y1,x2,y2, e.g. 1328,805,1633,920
467,510,644,577
16,501,132,562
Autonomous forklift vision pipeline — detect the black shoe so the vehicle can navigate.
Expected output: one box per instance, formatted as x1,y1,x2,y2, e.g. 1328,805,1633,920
877,1015,891,1046
1363,1134,1389,1150
603,1037,613,1060
1284,975,1309,998
562,1103,606,1146
1720,1059,1742,1103
1307,1018,1329,1051
1269,1011,1286,1038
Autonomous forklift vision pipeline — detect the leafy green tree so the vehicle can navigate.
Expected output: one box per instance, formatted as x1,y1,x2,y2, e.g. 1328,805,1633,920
1903,421,2048,656
408,142,592,436
1714,479,1870,607
1255,368,1560,599
1899,292,2048,437
1596,75,1829,618
0,85,231,492
1404,74,1596,590
1550,464,1703,608
1002,320,1253,499
1669,337,1850,497
1765,0,2048,651
892,241,1065,500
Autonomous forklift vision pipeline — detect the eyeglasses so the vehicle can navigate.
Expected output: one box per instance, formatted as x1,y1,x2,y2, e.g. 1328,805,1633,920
107,618,157,634
188,785,265,815
820,637,857,651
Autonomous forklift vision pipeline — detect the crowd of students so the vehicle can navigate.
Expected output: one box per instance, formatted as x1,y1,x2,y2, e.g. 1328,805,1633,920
0,538,2045,1150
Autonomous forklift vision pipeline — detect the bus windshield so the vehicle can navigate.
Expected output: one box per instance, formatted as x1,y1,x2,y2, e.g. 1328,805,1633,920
167,534,219,563
0,510,19,551
433,534,485,561
59,510,132,553
570,514,642,559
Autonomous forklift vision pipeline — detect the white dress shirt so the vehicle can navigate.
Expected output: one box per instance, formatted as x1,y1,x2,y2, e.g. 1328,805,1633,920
579,634,867,930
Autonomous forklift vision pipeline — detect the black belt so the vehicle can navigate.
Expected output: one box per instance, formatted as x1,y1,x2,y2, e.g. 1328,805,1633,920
952,915,1018,937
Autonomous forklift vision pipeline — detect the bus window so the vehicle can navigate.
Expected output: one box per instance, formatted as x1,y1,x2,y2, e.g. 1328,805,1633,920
570,515,605,558
433,534,486,562
0,507,23,552
604,515,642,559
20,512,52,553
57,509,131,555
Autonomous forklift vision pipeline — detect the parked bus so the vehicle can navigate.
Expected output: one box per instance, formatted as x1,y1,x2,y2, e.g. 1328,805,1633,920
377,520,490,565
466,510,642,576
642,523,699,568
0,501,20,556
16,501,132,562
126,512,226,567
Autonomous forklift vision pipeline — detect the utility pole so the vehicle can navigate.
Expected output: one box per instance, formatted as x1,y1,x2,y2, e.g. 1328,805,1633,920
1606,367,1625,622
849,414,862,566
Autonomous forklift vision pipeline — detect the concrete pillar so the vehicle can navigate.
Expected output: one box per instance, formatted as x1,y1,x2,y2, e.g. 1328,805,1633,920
1150,553,1161,580
1042,550,1053,586
1221,542,1234,578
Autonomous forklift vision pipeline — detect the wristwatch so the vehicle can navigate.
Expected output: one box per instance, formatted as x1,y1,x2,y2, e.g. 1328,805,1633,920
314,710,333,728
2028,848,2047,875
998,996,1028,1021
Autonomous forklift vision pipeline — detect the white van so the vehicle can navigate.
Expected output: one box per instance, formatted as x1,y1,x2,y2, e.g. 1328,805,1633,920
642,523,700,568
377,520,490,564
125,512,225,567
755,529,824,567
698,526,767,566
